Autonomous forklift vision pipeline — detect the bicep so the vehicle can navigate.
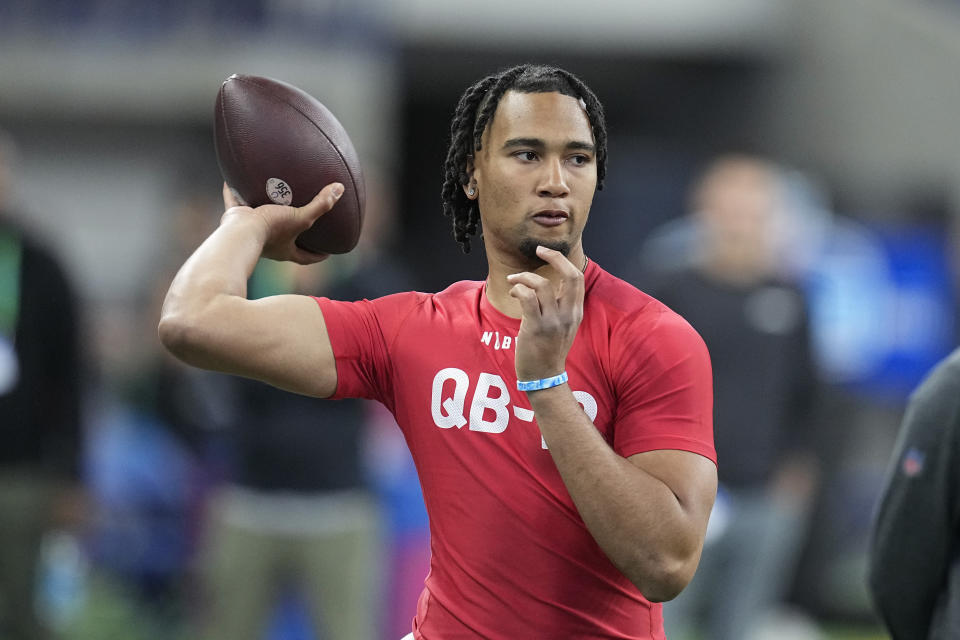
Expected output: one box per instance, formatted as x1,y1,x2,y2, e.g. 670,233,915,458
183,293,337,398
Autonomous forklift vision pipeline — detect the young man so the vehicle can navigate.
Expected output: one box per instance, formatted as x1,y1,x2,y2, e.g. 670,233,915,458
160,64,717,639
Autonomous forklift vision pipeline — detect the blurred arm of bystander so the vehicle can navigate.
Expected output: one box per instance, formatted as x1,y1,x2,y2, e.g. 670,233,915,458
869,348,960,640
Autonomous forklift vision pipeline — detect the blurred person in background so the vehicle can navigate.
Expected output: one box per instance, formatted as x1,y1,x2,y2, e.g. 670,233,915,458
194,176,409,640
158,64,717,639
868,347,960,639
0,131,86,639
633,154,821,640
81,188,234,636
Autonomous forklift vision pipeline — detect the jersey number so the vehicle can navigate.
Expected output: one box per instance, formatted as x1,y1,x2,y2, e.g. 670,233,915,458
429,368,598,449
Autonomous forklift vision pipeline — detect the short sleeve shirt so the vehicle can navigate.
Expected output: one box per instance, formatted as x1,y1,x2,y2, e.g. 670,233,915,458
316,260,714,639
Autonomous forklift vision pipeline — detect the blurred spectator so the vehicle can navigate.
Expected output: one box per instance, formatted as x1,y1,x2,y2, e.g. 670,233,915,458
868,347,960,639
193,177,413,640
80,187,229,637
631,154,822,640
0,131,87,639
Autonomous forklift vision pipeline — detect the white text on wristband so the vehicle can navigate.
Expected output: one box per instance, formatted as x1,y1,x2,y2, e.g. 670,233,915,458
517,371,568,392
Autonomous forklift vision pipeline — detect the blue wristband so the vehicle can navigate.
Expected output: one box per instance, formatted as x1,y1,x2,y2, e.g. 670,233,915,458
517,371,568,391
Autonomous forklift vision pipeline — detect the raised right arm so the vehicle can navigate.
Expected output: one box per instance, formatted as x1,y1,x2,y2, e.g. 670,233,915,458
158,183,344,398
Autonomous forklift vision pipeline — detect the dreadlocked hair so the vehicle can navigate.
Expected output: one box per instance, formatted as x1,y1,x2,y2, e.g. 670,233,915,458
440,64,608,253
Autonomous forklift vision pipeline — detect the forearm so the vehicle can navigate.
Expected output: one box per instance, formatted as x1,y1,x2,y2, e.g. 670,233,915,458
159,212,267,366
529,385,701,601
167,212,266,310
157,185,340,396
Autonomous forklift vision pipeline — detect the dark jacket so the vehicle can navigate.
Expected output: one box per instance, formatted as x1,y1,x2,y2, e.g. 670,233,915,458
643,267,818,488
869,348,960,640
0,216,82,478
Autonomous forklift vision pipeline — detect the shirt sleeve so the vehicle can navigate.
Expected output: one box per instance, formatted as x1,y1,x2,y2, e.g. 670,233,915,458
314,293,423,411
610,307,716,463
868,357,960,640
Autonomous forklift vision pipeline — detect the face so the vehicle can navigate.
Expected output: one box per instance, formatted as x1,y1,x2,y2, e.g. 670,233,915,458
696,159,780,256
467,90,597,266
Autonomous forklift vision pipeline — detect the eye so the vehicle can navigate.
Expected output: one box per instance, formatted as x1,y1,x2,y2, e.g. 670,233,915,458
514,150,539,162
569,154,591,166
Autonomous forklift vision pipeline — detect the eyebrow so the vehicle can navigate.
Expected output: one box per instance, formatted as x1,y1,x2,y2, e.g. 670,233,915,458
503,137,595,153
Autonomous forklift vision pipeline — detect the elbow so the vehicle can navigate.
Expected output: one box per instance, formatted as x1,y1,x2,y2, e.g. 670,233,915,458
626,551,699,604
158,309,204,364
638,567,692,604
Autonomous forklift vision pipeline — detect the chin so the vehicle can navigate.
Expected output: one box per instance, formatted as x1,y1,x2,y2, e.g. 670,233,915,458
518,238,571,262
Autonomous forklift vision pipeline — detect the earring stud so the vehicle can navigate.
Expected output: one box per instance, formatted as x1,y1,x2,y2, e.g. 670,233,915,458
468,187,476,196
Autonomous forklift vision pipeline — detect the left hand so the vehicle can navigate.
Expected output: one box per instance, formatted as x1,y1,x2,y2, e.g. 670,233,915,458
507,246,584,382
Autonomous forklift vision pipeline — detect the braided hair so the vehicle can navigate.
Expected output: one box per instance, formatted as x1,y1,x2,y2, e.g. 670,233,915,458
441,64,608,253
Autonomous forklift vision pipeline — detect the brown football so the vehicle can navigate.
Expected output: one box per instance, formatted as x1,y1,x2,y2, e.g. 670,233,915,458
213,74,365,255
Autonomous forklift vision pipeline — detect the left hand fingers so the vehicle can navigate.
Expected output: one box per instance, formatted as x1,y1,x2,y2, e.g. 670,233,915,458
507,271,557,318
534,246,585,315
508,280,544,320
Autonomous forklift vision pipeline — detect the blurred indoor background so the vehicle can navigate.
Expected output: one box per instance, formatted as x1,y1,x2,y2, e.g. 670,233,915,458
2,0,959,638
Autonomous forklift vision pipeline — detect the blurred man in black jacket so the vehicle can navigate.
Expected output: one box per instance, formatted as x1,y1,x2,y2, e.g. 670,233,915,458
634,154,821,640
0,133,85,639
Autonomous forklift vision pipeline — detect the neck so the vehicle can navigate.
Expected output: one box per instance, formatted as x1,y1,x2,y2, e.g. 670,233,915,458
484,245,587,319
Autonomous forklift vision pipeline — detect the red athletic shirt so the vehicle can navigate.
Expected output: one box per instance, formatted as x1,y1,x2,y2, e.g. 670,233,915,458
316,261,714,639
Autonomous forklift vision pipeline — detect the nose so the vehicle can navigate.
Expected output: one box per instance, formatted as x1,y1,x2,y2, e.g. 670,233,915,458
537,157,569,198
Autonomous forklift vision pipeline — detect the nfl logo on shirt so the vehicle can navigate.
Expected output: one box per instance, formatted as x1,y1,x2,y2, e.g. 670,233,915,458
901,447,925,477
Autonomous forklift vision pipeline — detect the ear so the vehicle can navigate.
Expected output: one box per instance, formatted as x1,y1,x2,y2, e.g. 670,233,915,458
463,155,478,200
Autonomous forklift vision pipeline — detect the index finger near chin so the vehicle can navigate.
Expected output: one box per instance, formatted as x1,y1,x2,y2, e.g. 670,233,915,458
536,246,584,310
536,246,581,277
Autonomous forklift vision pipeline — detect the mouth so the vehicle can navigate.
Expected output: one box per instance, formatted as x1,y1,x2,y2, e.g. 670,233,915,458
531,209,569,227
